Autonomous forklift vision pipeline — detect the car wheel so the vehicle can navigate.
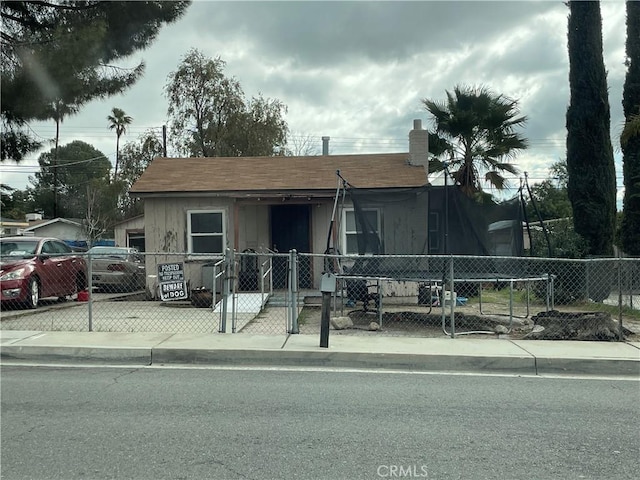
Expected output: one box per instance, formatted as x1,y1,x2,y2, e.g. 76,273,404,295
25,277,39,309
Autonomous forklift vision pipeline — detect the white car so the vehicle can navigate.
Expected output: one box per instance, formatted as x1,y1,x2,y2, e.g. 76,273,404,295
88,246,145,292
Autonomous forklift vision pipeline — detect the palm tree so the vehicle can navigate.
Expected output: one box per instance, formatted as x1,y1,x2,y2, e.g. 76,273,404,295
107,107,133,180
422,85,528,196
621,113,640,149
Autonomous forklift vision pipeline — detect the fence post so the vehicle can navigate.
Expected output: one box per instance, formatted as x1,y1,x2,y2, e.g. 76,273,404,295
585,259,590,301
220,248,233,333
449,255,455,338
232,251,238,333
618,254,624,341
87,251,93,332
259,257,265,310
290,249,299,334
629,258,635,311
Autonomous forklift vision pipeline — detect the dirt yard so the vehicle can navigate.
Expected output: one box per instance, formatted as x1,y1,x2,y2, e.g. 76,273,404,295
296,299,640,341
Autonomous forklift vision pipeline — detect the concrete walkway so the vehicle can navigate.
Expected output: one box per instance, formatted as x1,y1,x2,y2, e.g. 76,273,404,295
1,330,638,377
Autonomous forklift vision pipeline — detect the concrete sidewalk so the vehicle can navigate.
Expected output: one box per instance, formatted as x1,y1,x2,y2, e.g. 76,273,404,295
1,330,639,377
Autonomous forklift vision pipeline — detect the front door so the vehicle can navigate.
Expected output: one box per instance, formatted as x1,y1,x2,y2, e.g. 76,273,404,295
271,205,311,289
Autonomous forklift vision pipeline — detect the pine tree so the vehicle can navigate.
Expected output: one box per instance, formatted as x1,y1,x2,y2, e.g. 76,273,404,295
1,1,190,162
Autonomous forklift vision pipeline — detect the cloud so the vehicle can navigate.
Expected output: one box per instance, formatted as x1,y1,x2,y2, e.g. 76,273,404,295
1,0,627,211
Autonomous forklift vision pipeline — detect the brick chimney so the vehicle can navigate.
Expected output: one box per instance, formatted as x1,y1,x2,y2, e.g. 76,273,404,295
408,119,429,178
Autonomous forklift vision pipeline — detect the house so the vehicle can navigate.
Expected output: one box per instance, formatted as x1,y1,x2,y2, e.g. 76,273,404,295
130,120,430,290
0,217,29,236
22,217,87,244
113,214,145,251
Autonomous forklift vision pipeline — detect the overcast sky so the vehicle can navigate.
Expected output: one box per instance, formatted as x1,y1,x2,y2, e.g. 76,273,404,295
1,0,628,206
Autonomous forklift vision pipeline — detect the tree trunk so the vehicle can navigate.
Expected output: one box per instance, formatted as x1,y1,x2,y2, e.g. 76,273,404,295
113,134,120,181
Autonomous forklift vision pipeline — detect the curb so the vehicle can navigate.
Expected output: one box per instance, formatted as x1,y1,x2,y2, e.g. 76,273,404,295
3,345,639,377
535,357,640,377
151,347,537,374
1,345,152,365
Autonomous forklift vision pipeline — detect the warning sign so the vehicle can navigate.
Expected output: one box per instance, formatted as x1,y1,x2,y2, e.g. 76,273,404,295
157,262,188,301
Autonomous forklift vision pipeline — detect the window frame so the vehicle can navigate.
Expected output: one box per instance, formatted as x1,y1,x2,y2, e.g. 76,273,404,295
341,207,382,255
186,209,226,256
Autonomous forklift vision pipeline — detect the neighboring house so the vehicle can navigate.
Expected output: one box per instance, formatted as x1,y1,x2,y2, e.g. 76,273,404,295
113,215,145,251
130,120,430,290
22,217,87,243
0,217,29,236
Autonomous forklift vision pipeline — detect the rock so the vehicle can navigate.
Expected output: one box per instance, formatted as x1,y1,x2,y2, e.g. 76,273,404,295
528,310,625,341
494,325,509,334
331,316,353,330
369,322,380,331
522,325,545,339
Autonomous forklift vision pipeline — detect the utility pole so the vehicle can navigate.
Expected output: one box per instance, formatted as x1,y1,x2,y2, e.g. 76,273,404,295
162,125,167,157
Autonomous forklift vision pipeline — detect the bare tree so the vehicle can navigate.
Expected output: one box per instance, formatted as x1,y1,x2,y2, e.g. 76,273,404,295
287,133,321,156
83,185,108,246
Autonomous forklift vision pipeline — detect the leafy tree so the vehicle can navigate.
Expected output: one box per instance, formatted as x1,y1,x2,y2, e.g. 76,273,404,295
29,140,112,219
118,129,165,217
525,160,572,221
165,49,288,157
234,95,288,156
0,183,14,204
1,184,23,220
422,85,528,196
1,188,35,221
549,159,569,188
529,218,589,259
566,0,617,256
527,180,573,221
107,107,133,180
619,0,640,255
1,1,190,162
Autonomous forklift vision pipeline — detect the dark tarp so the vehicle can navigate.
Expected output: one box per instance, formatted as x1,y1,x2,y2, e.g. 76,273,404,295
348,185,525,256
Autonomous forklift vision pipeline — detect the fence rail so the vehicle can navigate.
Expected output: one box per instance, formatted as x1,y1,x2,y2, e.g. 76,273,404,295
1,250,638,341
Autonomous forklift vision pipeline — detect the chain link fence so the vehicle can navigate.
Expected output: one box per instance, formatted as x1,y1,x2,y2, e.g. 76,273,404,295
1,249,638,341
308,254,638,341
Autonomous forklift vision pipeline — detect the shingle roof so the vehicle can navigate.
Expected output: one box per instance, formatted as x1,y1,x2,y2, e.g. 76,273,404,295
130,153,428,195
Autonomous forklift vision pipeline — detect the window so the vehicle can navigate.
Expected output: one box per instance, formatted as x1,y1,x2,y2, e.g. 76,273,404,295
187,210,225,254
42,240,72,255
342,208,381,254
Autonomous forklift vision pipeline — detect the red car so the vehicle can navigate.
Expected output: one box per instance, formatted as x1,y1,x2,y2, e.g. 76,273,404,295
0,236,88,309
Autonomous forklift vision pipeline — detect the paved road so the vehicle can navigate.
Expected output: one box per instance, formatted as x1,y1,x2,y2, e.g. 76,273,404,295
1,366,639,480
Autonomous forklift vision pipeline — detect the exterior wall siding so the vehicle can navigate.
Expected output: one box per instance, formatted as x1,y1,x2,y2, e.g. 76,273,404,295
237,204,269,252
143,197,233,296
27,223,86,242
114,216,144,247
141,197,337,293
